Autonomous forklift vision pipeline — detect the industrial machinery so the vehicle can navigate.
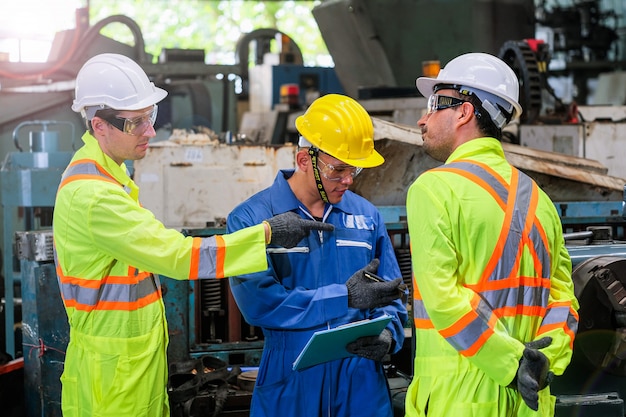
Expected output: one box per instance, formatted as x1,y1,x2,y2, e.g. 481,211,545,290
1,121,74,357
2,0,626,416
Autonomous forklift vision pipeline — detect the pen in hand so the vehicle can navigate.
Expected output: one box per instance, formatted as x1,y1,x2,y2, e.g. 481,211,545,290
364,272,409,294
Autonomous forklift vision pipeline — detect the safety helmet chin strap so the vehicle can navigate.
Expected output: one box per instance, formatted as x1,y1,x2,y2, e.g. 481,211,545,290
307,147,330,203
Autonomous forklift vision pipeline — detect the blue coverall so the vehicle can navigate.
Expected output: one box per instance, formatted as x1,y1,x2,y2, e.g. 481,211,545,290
227,169,408,417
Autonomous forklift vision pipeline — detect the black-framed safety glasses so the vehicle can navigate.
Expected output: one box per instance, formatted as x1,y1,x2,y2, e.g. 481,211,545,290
426,94,466,114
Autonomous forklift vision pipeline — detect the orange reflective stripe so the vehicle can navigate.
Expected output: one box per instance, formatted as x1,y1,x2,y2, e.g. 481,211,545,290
55,159,164,314
482,169,518,283
498,304,546,317
215,235,226,278
189,238,201,280
439,308,478,338
423,161,557,356
460,326,494,357
414,318,435,329
66,159,117,179
436,167,505,210
440,294,495,354
58,159,123,191
58,274,101,288
59,173,120,189
64,290,161,312
538,302,578,349
468,275,549,292
520,183,544,275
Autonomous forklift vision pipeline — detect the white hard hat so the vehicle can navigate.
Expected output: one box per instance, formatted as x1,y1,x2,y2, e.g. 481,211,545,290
72,53,167,118
416,52,522,127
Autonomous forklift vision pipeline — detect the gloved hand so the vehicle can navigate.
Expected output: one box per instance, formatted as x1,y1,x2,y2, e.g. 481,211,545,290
346,328,393,362
265,212,334,248
515,336,554,411
346,259,404,309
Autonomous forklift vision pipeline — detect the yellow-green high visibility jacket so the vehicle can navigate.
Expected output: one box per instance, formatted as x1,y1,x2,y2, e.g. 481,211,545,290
405,138,579,417
53,132,268,417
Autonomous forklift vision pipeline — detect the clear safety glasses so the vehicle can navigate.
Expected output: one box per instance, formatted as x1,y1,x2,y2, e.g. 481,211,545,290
103,105,158,136
426,94,466,114
316,157,363,182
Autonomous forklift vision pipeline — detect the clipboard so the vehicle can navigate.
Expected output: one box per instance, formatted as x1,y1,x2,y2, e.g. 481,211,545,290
292,314,393,371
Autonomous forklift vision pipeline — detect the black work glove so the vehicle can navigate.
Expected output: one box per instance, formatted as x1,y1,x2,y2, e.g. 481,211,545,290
346,328,393,362
265,212,334,248
515,336,554,411
346,259,404,309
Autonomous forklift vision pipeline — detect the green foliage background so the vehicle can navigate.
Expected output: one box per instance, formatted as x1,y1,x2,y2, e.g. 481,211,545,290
88,0,332,66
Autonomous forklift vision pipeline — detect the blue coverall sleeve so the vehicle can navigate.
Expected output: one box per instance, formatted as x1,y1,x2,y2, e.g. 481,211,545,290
227,202,407,352
228,207,350,330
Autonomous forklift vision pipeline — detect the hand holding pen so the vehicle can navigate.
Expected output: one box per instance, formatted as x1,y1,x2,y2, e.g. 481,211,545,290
346,259,407,309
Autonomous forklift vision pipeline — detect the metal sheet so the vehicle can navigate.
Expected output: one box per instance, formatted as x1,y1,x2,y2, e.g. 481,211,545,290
520,119,626,180
21,260,68,417
357,118,626,204
313,0,535,97
133,139,297,229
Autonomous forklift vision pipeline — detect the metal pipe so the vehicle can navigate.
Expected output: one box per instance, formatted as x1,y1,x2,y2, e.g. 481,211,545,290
0,297,23,313
564,231,594,241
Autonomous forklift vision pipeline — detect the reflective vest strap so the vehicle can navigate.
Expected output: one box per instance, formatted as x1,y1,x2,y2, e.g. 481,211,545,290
435,161,548,283
435,166,506,210
59,159,123,191
57,268,160,312
482,168,521,282
413,299,435,329
62,158,118,182
467,276,550,317
55,159,160,313
426,160,552,356
531,222,552,279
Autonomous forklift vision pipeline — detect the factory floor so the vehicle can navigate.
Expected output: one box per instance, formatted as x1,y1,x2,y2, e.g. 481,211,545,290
0,360,411,417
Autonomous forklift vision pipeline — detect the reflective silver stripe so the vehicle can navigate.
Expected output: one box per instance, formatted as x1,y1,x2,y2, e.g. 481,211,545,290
530,224,550,278
413,298,429,320
56,160,155,310
336,239,373,250
61,160,131,194
197,237,219,278
267,247,310,254
441,162,551,282
62,161,103,178
444,297,494,352
480,285,549,313
58,273,158,308
541,304,579,335
431,162,552,353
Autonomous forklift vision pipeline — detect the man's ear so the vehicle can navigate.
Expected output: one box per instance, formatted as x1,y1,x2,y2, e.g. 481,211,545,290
295,149,311,171
457,101,476,126
91,117,107,135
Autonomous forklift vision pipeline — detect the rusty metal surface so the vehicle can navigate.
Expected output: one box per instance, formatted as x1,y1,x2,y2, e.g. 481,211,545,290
352,118,626,204
134,138,297,228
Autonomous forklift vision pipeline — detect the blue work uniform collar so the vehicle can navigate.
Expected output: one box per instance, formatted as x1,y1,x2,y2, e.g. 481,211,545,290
270,169,354,219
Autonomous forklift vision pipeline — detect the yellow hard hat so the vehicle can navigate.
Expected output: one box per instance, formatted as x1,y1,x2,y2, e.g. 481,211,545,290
295,94,384,168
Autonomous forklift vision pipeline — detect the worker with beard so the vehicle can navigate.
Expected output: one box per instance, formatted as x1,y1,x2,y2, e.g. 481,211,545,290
404,52,579,417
